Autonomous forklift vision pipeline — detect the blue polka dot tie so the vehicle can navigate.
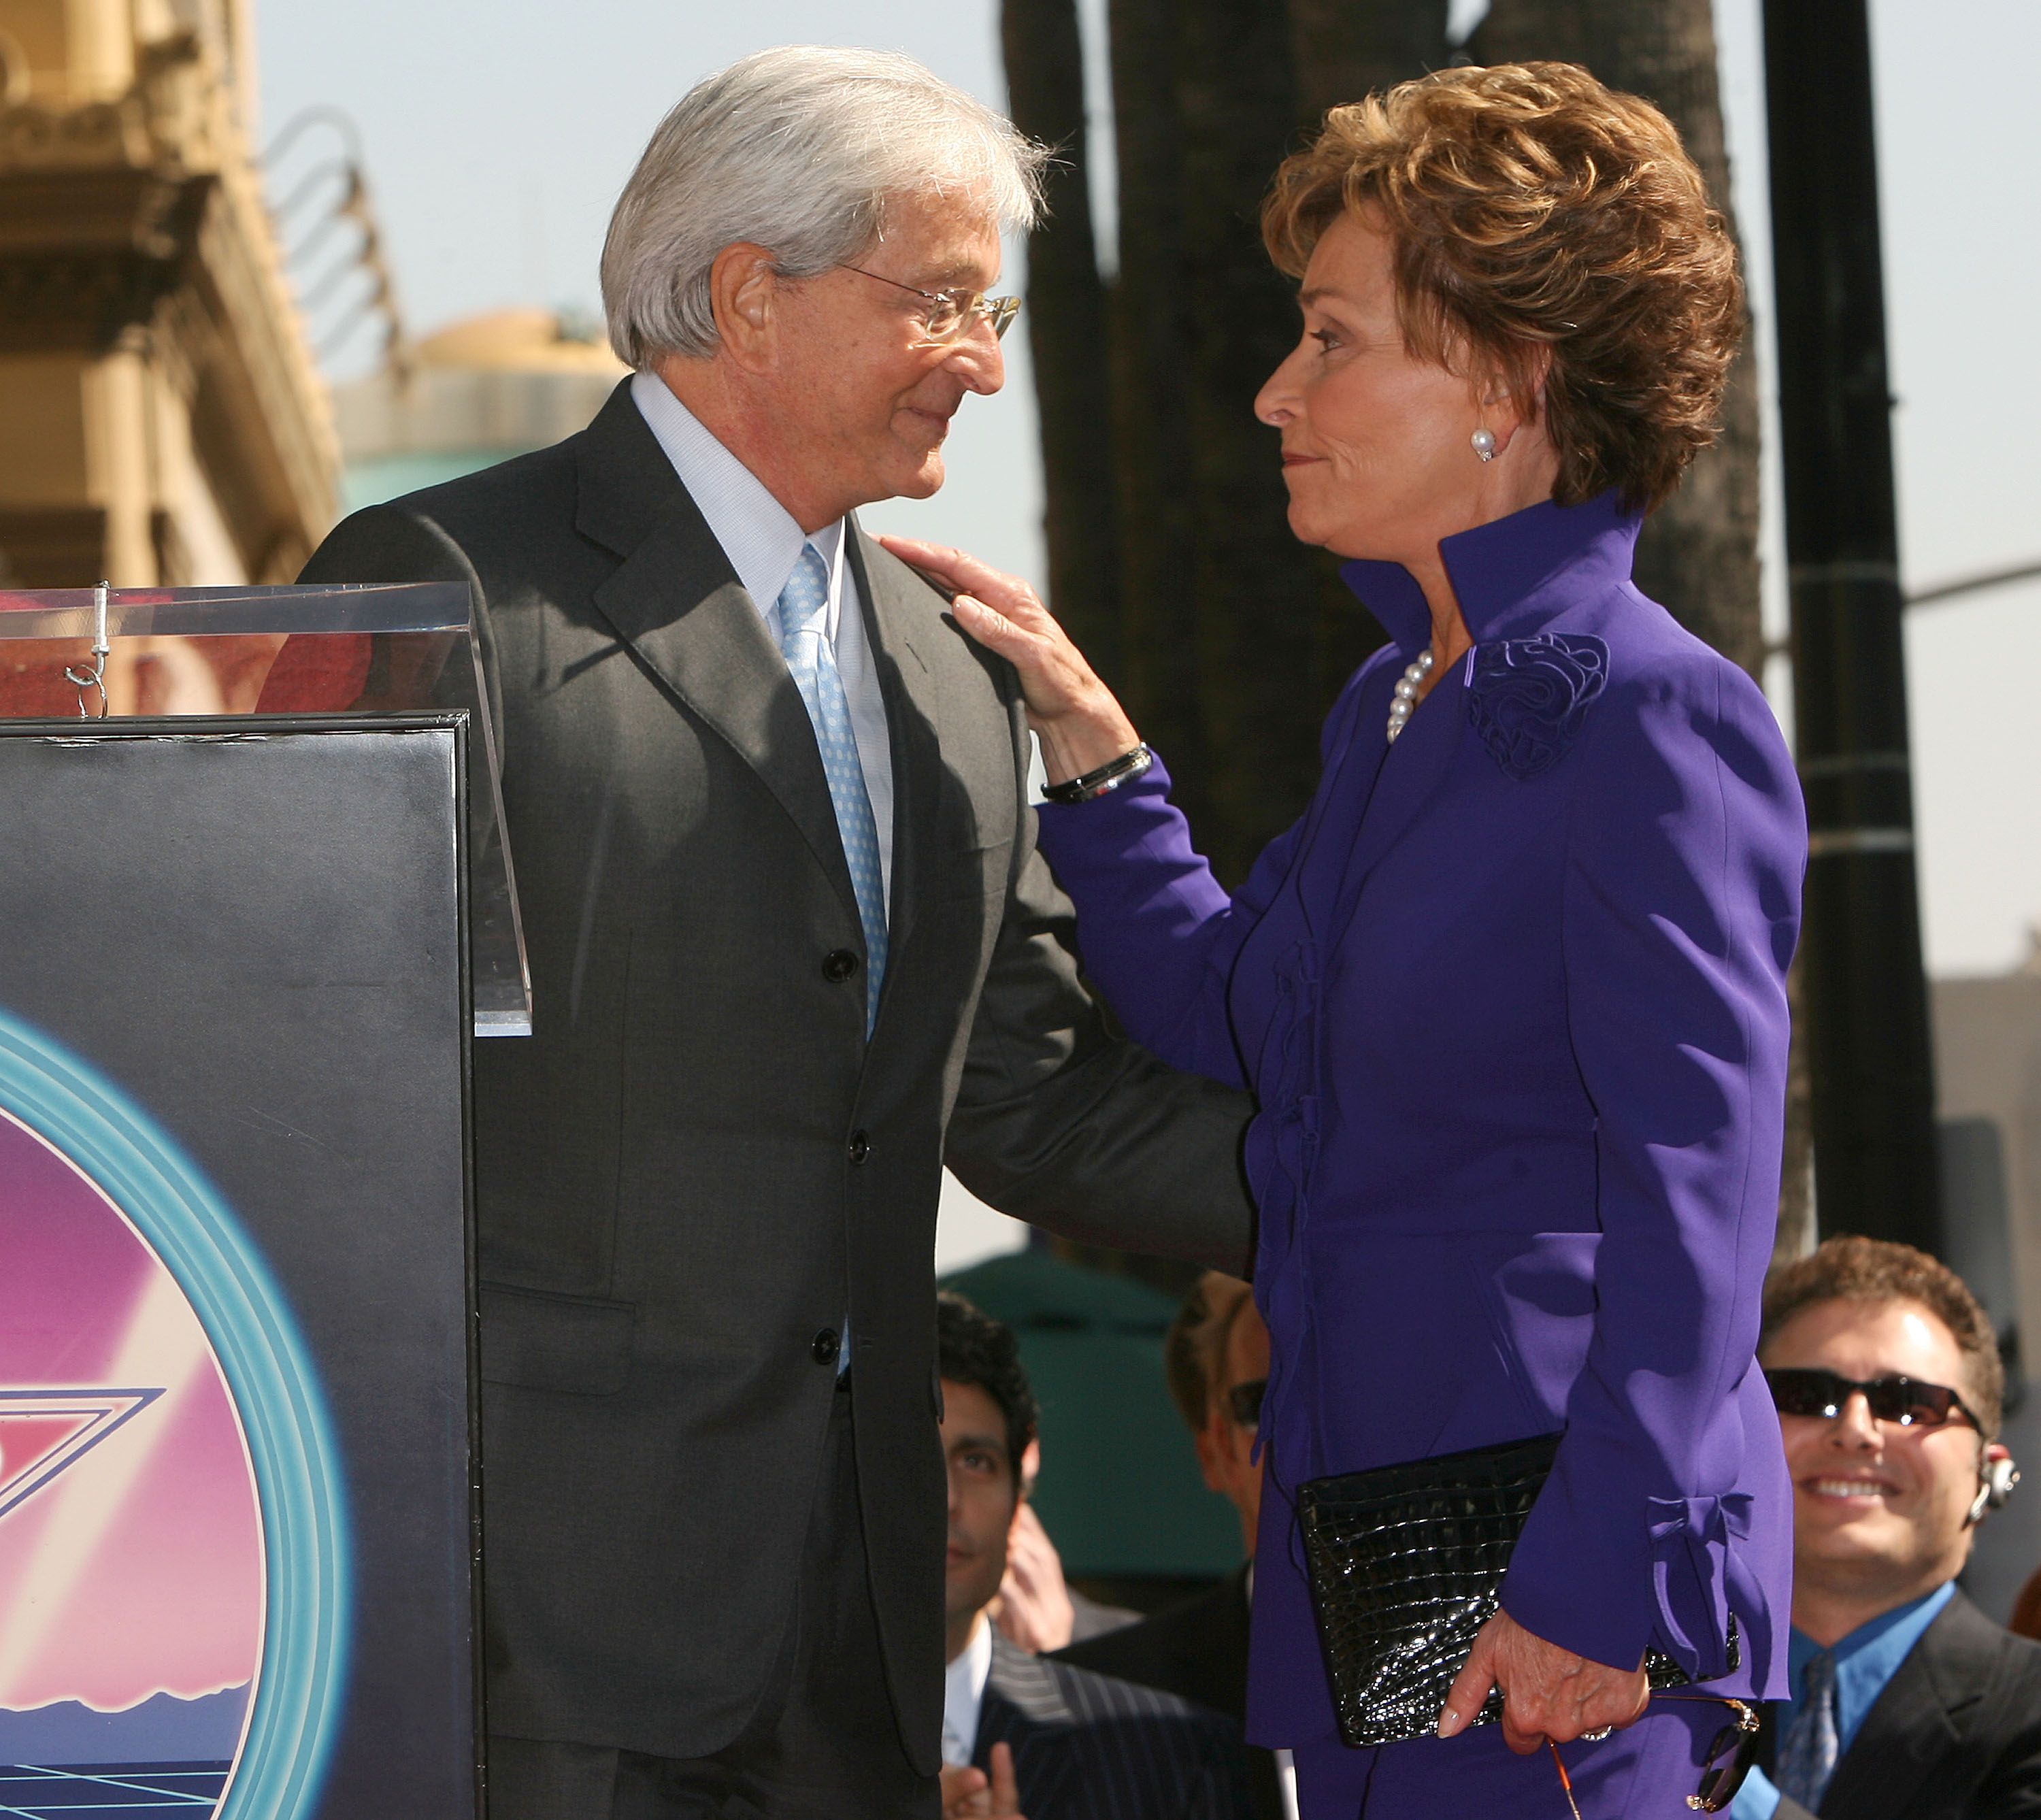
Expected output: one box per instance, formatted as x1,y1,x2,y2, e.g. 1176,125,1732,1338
774,546,887,1032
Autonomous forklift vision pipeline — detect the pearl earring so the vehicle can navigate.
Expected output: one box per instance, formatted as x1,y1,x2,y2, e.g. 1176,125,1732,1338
1471,428,1497,463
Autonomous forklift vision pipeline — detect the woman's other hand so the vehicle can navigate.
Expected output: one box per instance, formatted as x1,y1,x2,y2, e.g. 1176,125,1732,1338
875,535,1140,787
1437,1608,1648,1754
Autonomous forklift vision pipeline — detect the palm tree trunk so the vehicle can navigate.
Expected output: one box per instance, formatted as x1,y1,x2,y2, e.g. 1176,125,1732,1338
1000,0,1123,678
1101,0,1210,838
1287,0,1452,122
1169,0,1355,879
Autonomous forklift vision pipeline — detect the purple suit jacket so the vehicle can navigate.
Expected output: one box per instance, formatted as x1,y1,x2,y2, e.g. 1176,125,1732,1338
1035,494,1804,1751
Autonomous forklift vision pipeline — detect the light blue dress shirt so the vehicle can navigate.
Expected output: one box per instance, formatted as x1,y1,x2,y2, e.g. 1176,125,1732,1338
629,369,894,910
1727,1581,1957,1819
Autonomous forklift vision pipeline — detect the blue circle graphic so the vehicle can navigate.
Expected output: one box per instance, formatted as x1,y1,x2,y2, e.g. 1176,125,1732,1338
0,1006,350,1819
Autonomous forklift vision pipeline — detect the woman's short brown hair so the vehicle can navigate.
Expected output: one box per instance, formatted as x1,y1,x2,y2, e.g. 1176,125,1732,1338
1261,61,1742,514
1761,1236,2006,1441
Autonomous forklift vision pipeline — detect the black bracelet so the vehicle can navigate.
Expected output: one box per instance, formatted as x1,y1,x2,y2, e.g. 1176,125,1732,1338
1041,743,1154,805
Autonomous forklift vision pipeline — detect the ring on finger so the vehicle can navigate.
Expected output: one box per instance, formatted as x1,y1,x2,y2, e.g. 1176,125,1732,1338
1580,1726,1613,1742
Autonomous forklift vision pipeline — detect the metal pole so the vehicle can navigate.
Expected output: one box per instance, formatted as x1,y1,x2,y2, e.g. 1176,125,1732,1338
1763,0,1942,1253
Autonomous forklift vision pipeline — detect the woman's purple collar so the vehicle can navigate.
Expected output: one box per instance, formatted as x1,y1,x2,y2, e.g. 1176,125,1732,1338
1337,491,1643,657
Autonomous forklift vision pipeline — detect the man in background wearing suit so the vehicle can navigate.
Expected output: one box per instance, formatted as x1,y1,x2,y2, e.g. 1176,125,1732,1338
1057,1273,1290,1820
299,46,1255,1820
1727,1238,2041,1820
936,1293,1248,1820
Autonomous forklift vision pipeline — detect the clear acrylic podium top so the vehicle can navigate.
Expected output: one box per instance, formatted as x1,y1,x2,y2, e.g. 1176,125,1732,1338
0,582,531,1037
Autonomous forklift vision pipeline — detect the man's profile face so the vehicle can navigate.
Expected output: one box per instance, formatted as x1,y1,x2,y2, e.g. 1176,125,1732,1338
942,1377,1020,1627
767,188,1005,514
1763,1296,1989,1600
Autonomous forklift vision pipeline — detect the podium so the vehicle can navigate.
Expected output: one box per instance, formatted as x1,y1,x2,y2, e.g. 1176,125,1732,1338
0,587,517,1818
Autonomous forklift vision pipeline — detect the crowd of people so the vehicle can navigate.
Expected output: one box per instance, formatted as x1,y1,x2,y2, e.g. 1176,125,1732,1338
293,32,2036,1820
935,1240,2041,1820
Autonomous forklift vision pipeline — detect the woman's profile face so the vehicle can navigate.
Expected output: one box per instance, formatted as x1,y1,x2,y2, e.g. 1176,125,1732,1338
1256,210,1528,565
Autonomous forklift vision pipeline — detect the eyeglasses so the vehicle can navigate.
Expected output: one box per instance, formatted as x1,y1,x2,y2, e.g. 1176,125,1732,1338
1226,1377,1266,1430
835,263,1020,344
1765,1366,1982,1432
1547,1695,1759,1818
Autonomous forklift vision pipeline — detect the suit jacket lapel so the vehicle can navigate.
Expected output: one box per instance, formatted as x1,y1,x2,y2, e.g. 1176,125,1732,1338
846,520,940,965
1816,1594,1988,1820
574,385,859,928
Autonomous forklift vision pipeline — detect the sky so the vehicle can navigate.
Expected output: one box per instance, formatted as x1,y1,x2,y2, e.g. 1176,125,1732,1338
252,0,2041,1261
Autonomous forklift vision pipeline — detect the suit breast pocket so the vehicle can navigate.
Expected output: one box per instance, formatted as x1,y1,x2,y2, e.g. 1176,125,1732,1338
479,1282,636,1396
944,835,1014,904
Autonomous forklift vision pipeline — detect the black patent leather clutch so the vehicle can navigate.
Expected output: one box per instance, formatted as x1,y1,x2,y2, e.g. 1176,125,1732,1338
1297,1432,1703,1749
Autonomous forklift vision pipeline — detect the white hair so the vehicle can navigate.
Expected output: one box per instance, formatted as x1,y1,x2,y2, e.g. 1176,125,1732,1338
601,46,1049,368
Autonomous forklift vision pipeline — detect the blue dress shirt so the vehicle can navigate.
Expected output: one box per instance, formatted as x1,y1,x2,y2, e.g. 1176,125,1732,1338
1727,1581,1957,1818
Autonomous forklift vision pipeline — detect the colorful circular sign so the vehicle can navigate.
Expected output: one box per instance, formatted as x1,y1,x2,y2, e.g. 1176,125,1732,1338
0,1010,348,1819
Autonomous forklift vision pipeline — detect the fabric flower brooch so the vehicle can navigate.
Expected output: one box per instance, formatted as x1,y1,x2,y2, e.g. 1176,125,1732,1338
1465,633,1610,780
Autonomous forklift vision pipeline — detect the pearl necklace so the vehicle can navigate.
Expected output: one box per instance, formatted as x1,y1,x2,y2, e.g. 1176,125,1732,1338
1385,648,1435,743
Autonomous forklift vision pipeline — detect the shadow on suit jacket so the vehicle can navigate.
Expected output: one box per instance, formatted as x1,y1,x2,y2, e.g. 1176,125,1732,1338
296,378,1257,1773
1054,1563,1284,1819
1761,1589,2041,1820
978,1631,1250,1819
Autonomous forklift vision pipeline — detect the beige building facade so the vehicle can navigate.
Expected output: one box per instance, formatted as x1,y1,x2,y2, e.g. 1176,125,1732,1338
331,306,625,514
0,0,335,588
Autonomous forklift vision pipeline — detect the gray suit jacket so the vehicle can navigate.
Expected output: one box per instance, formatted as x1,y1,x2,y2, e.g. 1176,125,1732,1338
297,379,1255,1771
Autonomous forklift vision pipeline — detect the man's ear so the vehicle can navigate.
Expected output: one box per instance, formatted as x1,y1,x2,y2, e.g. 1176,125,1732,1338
707,241,782,371
1018,1436,1041,1500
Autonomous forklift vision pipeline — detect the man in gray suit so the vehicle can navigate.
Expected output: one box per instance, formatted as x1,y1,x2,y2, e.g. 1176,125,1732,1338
299,45,1254,1820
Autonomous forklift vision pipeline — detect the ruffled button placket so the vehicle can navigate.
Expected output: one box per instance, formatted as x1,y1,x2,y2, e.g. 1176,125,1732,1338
1252,938,1327,1476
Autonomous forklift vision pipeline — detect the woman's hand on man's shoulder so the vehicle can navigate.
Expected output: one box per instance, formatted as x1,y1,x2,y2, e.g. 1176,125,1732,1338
874,534,1141,785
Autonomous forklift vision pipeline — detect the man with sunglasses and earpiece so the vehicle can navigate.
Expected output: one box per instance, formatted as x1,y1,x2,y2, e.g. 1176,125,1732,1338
1725,1236,2041,1820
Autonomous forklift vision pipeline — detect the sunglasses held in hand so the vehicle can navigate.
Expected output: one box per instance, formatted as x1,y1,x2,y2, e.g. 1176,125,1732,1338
1548,1695,1759,1818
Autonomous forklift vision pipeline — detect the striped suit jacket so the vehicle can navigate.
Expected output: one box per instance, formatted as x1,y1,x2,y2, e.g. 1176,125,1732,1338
974,1632,1250,1819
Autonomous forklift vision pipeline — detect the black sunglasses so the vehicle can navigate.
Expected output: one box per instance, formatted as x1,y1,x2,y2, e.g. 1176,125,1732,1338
1680,1696,1763,1813
1765,1366,1981,1432
1548,1695,1758,1818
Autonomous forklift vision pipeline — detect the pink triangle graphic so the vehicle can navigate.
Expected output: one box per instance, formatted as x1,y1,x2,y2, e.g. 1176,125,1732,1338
0,1389,165,1522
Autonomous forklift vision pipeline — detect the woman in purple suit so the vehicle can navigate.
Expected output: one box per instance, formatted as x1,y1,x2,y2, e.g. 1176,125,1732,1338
887,62,1802,1820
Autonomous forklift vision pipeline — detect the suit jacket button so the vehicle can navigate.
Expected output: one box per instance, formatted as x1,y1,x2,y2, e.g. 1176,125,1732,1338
823,948,861,983
848,1129,870,1165
812,1328,841,1365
